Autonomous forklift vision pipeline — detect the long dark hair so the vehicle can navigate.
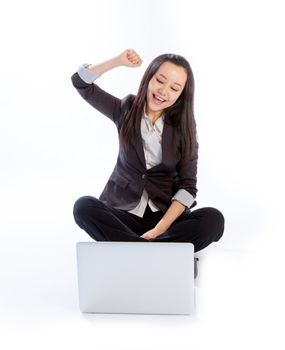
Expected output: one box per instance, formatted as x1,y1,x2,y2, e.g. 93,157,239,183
119,53,198,159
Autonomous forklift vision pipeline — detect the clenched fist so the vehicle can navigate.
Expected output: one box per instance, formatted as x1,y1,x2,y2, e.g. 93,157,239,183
118,49,143,67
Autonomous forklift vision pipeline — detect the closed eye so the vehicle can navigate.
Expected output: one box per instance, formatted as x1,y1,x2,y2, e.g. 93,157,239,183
156,78,163,84
156,77,179,92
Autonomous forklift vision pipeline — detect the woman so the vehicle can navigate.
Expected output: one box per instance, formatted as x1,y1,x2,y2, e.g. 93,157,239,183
71,49,224,255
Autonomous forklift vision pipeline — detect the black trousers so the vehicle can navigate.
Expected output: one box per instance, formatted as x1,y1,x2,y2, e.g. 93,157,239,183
73,196,225,253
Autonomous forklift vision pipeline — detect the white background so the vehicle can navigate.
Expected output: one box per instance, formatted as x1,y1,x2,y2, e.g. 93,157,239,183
0,0,284,348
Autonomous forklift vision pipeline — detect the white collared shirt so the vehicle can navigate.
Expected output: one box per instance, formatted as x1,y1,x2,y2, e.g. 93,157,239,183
127,107,164,217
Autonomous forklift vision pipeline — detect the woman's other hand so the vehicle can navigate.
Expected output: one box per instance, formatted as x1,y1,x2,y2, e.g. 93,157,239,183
118,49,143,67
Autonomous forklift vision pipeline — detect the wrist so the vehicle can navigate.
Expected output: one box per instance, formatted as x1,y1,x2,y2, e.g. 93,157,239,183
154,221,169,235
113,55,123,67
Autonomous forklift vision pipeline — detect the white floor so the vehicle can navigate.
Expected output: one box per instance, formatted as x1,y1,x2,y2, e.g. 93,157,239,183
1,217,284,350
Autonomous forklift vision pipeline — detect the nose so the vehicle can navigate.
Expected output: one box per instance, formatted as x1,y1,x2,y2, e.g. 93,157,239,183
158,86,167,97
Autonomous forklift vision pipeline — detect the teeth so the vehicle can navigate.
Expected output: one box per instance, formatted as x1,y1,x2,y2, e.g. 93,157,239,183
155,95,165,101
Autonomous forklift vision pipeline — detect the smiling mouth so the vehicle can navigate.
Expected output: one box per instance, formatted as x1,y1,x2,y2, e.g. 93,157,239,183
153,94,166,104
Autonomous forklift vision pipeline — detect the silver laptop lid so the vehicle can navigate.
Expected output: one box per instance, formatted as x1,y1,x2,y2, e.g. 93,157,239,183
76,242,194,315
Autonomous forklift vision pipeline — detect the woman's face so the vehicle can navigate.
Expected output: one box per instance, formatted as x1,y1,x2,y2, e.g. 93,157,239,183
146,61,187,118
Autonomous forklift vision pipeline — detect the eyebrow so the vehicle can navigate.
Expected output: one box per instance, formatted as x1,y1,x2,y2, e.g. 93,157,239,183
157,73,183,87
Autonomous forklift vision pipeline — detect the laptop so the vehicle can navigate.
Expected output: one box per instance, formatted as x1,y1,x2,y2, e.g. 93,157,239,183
76,241,195,315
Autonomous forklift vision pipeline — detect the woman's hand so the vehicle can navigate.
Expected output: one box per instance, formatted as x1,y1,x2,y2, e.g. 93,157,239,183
140,227,163,241
118,49,143,68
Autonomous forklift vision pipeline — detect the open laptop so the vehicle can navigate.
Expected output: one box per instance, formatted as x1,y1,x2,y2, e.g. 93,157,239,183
76,241,195,315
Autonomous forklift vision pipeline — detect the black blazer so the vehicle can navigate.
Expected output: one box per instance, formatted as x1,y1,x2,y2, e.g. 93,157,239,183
71,72,198,213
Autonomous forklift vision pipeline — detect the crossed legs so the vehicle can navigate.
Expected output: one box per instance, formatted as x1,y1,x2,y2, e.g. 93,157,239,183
73,196,224,252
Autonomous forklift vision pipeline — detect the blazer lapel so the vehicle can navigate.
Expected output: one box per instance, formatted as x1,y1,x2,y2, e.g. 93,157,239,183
161,117,172,164
135,130,147,169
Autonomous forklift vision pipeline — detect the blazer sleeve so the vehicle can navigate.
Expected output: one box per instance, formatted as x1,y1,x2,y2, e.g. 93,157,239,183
174,139,198,209
71,69,131,127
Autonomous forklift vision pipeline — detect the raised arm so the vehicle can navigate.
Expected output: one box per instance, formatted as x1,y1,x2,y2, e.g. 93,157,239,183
71,49,143,124
86,49,143,75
